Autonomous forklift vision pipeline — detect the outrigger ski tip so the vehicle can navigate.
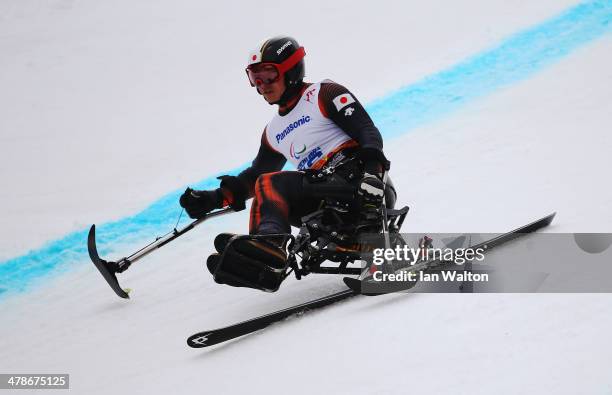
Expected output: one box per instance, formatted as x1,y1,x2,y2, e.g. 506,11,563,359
87,224,131,299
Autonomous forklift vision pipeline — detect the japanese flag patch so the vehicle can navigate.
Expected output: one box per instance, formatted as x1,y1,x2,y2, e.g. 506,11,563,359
332,93,355,111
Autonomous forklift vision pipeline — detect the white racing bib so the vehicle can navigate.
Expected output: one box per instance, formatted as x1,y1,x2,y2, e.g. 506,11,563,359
264,81,356,170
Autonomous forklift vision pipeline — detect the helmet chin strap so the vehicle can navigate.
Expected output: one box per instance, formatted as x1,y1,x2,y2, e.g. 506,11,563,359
272,81,304,106
256,80,304,106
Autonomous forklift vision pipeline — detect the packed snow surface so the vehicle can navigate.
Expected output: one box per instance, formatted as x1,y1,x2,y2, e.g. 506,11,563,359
1,1,611,394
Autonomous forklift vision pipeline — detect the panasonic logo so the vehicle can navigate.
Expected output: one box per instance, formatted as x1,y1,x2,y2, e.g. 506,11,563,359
277,41,292,55
276,115,311,143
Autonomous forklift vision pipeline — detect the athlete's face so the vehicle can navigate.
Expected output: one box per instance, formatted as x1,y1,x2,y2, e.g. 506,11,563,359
258,77,285,104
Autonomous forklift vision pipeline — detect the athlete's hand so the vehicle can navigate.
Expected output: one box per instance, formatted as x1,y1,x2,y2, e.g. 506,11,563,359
358,173,385,208
179,188,223,219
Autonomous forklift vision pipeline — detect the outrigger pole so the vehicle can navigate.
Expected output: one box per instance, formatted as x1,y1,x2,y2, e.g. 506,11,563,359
87,208,234,298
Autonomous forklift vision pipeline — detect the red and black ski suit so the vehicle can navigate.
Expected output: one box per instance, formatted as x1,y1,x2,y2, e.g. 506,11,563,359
219,81,394,235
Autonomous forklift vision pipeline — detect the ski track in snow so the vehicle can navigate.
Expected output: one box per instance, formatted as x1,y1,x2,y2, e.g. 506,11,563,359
1,0,611,298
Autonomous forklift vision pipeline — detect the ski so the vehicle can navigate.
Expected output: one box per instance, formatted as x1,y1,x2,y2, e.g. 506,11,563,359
87,225,131,299
187,213,555,347
343,212,556,295
187,289,356,348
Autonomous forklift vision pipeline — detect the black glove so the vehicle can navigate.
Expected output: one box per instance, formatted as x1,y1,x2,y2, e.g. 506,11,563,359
218,175,248,211
179,187,223,219
358,172,385,208
357,147,390,171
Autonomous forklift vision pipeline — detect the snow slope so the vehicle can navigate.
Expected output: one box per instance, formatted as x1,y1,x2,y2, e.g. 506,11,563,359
1,1,612,394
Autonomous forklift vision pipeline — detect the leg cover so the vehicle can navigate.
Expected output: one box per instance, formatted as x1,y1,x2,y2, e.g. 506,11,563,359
212,235,289,292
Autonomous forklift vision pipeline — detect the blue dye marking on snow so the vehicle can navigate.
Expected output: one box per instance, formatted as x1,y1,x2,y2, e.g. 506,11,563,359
0,168,237,297
367,0,612,139
1,0,611,298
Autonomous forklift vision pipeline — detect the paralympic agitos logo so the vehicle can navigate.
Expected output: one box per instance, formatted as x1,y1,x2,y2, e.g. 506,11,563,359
275,115,311,143
290,142,307,159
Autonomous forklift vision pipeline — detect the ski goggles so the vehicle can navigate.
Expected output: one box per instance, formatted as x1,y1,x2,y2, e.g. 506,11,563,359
245,46,305,87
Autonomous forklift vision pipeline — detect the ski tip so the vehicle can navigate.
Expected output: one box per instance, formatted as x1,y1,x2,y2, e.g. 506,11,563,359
123,288,132,297
543,212,557,225
187,332,213,348
87,224,100,261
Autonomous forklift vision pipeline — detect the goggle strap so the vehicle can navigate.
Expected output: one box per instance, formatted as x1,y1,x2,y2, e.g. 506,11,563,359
277,47,306,73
